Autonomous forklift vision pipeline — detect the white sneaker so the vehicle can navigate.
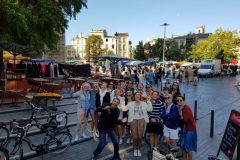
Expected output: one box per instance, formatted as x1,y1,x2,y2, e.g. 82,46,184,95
74,135,79,141
95,131,99,138
133,150,138,156
82,132,89,138
119,138,123,145
137,150,141,157
126,138,130,144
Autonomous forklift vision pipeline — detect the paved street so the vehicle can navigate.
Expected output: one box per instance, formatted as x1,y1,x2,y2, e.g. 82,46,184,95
1,75,240,160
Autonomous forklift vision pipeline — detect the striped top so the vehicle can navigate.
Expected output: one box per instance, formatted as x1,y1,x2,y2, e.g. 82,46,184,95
147,99,164,123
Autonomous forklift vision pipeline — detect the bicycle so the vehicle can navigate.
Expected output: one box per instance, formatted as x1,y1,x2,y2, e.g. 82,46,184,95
0,146,9,160
0,123,9,146
24,95,68,129
5,117,72,160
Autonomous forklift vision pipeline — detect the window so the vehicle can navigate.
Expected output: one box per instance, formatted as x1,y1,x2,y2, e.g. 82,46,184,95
112,45,114,49
106,38,108,42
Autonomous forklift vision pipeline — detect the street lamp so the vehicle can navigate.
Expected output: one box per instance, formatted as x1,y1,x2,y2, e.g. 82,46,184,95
160,23,170,67
115,32,118,55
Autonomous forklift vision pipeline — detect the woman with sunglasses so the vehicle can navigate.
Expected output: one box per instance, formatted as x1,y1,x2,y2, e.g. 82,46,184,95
123,92,152,157
72,82,92,140
177,95,197,160
123,91,134,144
161,94,179,146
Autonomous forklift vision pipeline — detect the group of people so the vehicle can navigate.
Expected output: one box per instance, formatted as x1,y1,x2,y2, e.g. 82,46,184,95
72,79,197,160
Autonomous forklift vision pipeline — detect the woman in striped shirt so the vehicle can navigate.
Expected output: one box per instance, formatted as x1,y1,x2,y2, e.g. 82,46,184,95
146,91,165,151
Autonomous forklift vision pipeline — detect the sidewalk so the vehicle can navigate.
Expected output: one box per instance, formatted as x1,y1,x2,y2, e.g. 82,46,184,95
2,75,240,160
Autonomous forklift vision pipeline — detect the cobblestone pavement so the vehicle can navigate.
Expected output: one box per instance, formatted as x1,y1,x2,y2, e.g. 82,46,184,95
1,75,240,160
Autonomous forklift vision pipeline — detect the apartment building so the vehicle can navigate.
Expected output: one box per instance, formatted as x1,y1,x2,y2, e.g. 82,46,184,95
67,29,132,60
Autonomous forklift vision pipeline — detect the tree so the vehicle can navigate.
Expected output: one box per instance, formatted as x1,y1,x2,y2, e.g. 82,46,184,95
189,29,240,61
105,49,115,55
85,35,104,62
151,38,164,60
0,0,87,78
133,41,147,61
166,40,184,61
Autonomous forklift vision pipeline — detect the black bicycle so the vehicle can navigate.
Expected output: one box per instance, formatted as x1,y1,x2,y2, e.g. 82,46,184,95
0,123,9,146
0,146,9,160
24,95,68,129
5,118,72,160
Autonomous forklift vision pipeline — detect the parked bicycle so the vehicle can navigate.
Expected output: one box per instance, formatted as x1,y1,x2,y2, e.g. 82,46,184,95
0,123,9,146
5,117,72,160
24,95,68,129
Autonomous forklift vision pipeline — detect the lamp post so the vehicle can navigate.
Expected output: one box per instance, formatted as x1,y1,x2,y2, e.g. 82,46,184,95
160,23,170,67
115,32,118,55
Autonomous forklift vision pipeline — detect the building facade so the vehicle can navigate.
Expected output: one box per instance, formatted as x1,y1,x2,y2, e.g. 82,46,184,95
67,29,132,60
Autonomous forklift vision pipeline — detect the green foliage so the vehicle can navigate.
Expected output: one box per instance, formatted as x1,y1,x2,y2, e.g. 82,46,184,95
0,0,87,53
166,40,185,61
0,0,87,78
105,49,115,55
151,39,163,59
85,35,104,61
133,41,147,61
189,29,240,60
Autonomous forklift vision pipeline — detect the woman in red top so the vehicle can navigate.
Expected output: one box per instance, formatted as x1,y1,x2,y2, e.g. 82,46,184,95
177,95,197,160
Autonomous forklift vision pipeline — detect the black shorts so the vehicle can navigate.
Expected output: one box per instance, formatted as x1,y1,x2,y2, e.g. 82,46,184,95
146,123,163,135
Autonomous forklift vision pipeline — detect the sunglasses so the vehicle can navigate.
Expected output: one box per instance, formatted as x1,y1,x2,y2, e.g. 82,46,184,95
177,99,183,102
164,97,171,100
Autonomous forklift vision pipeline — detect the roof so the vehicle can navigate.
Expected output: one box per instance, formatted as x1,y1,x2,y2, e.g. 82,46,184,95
91,55,133,64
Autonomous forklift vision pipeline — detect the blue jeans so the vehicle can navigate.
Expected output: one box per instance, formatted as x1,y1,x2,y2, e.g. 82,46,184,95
93,128,119,158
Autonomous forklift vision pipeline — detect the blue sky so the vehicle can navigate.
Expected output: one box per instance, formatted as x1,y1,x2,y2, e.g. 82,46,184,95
65,0,240,47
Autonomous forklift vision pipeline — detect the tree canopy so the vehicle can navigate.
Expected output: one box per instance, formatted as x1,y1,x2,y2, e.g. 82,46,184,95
189,29,240,61
85,35,104,61
0,0,87,77
0,0,87,52
133,41,147,61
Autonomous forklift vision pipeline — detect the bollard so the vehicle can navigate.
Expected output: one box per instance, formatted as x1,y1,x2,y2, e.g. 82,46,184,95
210,110,214,138
194,100,198,120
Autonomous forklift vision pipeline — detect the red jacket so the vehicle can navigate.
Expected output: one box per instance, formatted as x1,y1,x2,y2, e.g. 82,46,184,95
181,105,196,131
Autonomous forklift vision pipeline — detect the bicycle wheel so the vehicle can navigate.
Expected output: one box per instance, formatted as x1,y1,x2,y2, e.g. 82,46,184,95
46,131,72,154
0,126,9,145
4,137,22,160
0,147,9,160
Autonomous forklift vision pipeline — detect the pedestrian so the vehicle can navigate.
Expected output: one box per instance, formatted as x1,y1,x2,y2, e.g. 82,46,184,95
146,91,165,151
73,82,92,140
95,82,111,138
92,98,121,160
123,92,153,157
177,95,197,160
161,94,179,146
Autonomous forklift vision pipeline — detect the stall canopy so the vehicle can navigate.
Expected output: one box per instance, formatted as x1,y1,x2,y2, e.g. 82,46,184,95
125,60,144,66
31,59,55,63
92,55,133,78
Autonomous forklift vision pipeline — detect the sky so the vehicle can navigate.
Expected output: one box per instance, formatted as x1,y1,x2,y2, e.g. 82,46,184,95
65,0,240,47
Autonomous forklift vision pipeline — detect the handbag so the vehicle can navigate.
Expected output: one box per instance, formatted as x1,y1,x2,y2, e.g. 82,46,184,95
152,148,166,160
